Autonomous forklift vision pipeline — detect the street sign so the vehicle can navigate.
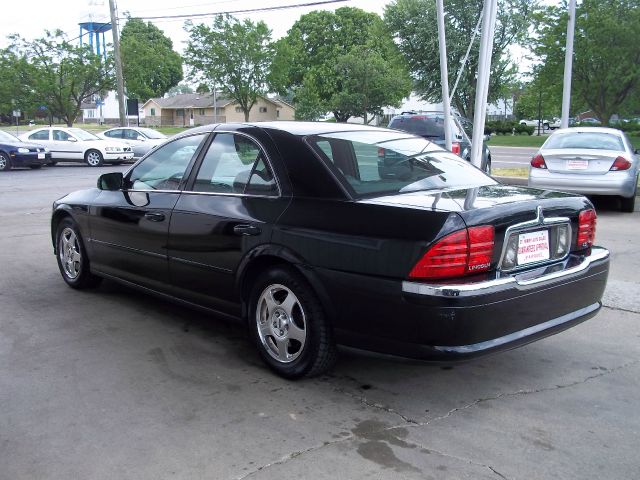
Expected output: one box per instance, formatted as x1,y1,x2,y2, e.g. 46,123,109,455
12,110,20,117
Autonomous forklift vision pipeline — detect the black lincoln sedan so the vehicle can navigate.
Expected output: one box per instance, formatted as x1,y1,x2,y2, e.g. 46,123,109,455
51,122,609,379
0,130,50,170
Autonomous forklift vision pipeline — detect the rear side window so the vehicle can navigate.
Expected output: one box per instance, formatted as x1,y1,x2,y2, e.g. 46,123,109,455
389,115,445,138
544,132,625,151
307,131,495,198
192,133,277,196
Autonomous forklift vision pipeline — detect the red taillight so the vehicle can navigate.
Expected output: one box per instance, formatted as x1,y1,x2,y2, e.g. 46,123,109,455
577,209,597,248
610,156,631,171
531,154,547,169
451,142,461,155
409,226,495,280
377,147,385,158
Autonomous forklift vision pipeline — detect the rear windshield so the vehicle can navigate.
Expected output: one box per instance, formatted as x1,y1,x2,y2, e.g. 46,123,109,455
306,131,495,198
544,132,624,151
389,115,445,138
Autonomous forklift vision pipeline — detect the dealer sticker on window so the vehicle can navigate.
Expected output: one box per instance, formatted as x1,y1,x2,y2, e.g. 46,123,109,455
517,230,550,265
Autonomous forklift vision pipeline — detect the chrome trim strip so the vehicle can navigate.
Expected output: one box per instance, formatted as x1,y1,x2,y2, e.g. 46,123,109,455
432,302,601,354
402,247,609,297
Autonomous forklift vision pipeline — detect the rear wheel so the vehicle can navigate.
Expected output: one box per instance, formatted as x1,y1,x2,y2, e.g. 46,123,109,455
55,218,102,289
85,149,104,167
0,152,11,171
249,267,336,379
620,186,636,213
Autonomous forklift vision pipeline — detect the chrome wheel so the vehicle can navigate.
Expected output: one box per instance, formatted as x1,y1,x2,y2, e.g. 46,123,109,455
0,153,9,171
85,150,103,167
256,283,307,363
59,227,82,280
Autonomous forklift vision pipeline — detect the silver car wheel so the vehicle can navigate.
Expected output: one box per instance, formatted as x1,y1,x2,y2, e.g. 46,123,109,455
85,150,103,167
59,227,82,280
0,152,9,171
256,283,307,363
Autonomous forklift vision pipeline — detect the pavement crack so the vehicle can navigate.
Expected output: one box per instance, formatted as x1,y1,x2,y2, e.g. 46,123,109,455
333,385,419,425
424,359,639,426
602,304,639,314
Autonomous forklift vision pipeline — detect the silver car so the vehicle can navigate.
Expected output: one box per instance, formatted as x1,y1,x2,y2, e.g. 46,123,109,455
528,127,639,212
98,127,167,159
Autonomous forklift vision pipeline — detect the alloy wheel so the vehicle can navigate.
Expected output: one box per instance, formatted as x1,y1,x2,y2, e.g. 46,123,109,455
59,227,82,279
256,283,307,363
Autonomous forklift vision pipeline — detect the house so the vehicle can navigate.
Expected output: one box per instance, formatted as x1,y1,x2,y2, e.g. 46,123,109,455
142,93,295,127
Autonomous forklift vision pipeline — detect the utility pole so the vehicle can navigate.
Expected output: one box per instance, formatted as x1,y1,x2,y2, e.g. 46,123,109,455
561,0,576,129
109,0,126,126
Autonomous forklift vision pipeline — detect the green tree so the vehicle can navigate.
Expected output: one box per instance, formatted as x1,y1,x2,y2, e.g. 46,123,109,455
121,18,183,102
385,0,536,120
185,15,273,121
167,82,194,96
531,0,640,124
11,31,114,126
273,7,410,122
0,48,38,118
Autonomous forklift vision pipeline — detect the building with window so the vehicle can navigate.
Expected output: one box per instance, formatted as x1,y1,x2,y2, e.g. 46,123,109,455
142,94,295,126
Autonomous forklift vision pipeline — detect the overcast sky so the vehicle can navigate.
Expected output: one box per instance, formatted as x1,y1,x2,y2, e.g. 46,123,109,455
0,0,392,51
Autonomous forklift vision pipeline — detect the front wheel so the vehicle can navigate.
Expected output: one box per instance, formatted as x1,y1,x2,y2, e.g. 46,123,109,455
85,149,104,167
249,267,336,379
0,152,11,171
55,218,102,289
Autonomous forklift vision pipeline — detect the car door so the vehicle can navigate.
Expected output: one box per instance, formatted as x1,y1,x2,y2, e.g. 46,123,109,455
123,128,148,157
167,131,288,315
88,132,209,291
51,129,83,160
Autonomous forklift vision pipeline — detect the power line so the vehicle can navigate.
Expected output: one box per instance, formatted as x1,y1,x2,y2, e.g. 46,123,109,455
128,0,349,21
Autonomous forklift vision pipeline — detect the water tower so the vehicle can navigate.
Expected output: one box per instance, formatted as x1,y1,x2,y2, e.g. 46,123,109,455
78,0,111,59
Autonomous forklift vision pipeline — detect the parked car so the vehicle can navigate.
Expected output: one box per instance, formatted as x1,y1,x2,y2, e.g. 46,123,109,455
528,127,639,212
0,130,50,171
388,111,492,174
52,122,609,379
98,127,167,159
19,127,133,166
578,118,601,125
519,119,541,127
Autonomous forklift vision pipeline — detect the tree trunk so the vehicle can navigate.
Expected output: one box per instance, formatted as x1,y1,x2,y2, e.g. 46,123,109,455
244,109,250,122
333,112,350,122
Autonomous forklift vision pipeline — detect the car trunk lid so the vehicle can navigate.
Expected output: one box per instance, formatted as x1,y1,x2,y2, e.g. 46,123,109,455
541,148,623,175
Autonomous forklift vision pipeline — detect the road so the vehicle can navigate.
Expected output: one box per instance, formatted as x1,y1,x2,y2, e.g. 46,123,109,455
1,165,639,480
490,146,537,169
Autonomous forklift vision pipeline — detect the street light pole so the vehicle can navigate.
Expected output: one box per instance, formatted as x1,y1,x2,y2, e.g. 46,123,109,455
109,0,127,127
560,0,576,129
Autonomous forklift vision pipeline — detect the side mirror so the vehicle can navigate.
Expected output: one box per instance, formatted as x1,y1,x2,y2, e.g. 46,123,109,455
68,137,77,142
98,172,124,191
634,148,639,155
136,135,146,141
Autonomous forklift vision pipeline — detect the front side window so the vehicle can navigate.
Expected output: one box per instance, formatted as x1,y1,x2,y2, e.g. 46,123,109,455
29,130,50,141
127,133,207,190
307,131,495,198
192,133,277,195
53,130,72,141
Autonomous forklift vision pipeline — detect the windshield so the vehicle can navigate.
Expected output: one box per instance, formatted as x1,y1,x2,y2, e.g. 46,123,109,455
140,128,167,139
544,131,624,151
306,131,495,198
68,128,100,141
0,130,19,142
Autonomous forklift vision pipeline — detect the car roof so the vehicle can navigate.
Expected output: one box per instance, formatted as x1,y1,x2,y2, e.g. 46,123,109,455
552,127,623,135
180,121,396,138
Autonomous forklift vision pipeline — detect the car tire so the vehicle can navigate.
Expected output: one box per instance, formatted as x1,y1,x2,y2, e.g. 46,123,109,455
620,186,636,213
0,152,11,171
48,160,57,166
484,156,492,175
85,149,104,167
55,218,102,289
30,164,42,169
249,266,337,379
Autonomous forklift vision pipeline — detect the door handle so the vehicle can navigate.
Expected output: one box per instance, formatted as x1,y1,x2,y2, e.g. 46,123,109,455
233,224,261,236
144,212,165,222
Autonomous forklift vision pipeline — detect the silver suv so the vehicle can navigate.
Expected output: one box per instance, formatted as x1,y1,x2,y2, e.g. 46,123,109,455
388,111,492,174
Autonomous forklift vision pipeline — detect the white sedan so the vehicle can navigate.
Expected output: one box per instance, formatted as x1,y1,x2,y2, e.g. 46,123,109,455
19,127,133,167
98,127,167,158
528,127,639,212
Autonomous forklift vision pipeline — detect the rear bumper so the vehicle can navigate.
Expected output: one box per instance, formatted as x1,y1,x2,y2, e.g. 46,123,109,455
11,152,50,166
318,247,609,361
529,169,637,197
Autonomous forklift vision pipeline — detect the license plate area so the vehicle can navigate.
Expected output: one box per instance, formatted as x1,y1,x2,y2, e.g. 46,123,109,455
566,159,588,170
37,153,45,159
499,218,572,273
517,230,549,266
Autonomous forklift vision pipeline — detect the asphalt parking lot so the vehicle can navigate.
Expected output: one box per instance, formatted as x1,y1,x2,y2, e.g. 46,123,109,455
1,165,639,480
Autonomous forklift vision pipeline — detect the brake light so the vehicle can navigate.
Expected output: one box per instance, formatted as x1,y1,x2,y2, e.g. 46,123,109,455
610,156,631,171
409,226,495,280
451,142,461,155
531,154,547,169
577,209,596,248
377,147,385,158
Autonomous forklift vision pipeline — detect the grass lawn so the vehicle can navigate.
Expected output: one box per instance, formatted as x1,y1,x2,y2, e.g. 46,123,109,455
493,167,528,178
